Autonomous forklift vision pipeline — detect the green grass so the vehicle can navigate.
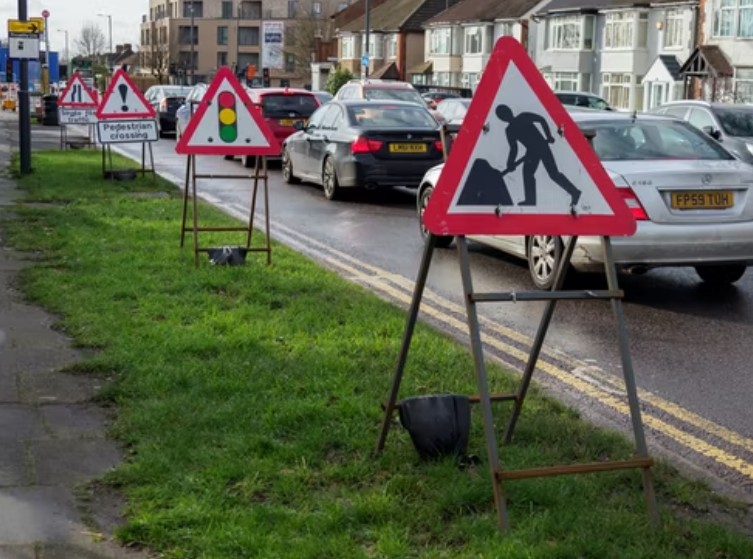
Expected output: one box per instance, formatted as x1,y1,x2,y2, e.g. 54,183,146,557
3,150,753,558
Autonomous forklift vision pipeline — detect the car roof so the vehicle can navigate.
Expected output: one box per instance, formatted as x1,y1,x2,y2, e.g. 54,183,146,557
569,110,676,123
346,79,417,89
335,99,430,108
554,90,604,98
660,100,753,110
246,87,316,96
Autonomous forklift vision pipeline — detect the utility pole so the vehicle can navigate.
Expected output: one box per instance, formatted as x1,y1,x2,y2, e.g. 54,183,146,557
97,13,113,70
17,0,31,174
236,2,241,74
364,0,370,78
57,29,69,66
189,2,195,85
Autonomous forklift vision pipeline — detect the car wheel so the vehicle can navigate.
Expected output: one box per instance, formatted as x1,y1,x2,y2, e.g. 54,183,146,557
282,148,300,184
243,155,257,169
694,264,746,286
224,155,235,161
527,235,564,290
322,156,341,201
418,185,453,248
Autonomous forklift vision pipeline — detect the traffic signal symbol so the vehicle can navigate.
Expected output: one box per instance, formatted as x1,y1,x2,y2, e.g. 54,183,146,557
217,91,238,143
5,59,13,82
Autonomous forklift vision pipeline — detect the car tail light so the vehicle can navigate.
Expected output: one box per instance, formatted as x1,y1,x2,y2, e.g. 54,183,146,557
619,187,648,220
351,136,383,154
434,140,444,152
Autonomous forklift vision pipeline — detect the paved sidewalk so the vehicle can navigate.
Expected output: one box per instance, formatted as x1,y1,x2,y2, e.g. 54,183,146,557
0,114,151,559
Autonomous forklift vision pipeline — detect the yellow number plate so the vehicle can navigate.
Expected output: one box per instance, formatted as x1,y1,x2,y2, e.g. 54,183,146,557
279,118,304,127
670,191,733,210
389,143,427,153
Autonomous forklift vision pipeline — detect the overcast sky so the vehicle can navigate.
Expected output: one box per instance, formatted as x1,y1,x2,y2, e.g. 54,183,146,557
0,0,145,55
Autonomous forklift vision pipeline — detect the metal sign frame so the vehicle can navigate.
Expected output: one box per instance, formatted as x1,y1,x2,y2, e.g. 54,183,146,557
375,233,658,532
179,155,272,268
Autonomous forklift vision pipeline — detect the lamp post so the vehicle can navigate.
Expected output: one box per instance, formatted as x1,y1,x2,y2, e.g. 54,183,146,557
57,29,69,65
96,13,112,70
364,0,370,78
189,2,195,85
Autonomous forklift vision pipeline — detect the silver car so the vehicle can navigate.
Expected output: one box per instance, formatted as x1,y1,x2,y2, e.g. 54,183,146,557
418,111,753,289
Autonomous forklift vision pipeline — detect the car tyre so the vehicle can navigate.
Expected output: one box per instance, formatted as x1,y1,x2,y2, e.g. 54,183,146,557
282,148,300,184
527,235,565,290
694,264,746,286
418,185,453,248
322,156,341,200
243,155,257,169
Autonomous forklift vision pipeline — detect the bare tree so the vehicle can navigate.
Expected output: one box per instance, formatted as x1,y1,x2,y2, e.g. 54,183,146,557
75,22,107,59
143,30,175,84
286,0,334,81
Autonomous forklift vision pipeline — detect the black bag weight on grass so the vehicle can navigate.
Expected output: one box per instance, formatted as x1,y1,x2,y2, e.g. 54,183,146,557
398,394,471,461
208,246,248,266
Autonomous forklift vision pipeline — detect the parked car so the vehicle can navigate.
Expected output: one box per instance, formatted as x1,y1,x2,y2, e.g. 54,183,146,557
144,85,192,137
335,79,427,106
434,98,471,128
421,91,461,110
282,99,444,200
650,100,753,164
554,91,613,111
241,87,321,167
313,90,333,104
418,111,753,289
175,83,208,140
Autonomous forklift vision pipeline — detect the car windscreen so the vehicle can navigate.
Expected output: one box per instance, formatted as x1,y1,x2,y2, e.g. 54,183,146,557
347,104,438,128
714,107,753,137
587,119,734,161
162,87,192,97
260,94,318,118
363,88,425,105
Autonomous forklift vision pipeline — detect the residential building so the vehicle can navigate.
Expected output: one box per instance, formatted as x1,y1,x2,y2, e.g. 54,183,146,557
140,0,351,87
335,0,461,81
420,0,549,91
533,0,697,111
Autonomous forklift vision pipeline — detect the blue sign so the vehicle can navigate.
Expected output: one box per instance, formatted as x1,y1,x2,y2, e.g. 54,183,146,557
361,54,369,67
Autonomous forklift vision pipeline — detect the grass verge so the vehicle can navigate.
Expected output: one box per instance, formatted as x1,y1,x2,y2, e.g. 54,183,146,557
3,150,753,558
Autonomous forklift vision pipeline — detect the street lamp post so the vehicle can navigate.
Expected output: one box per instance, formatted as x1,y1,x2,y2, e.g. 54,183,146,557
57,29,69,65
97,13,112,70
364,0,370,78
189,2,195,85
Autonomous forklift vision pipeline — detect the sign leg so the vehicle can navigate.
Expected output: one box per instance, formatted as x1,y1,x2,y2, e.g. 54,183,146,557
247,156,260,249
180,155,191,248
601,236,659,525
262,156,271,265
191,155,200,268
375,233,436,455
456,235,508,532
503,236,578,444
148,142,156,182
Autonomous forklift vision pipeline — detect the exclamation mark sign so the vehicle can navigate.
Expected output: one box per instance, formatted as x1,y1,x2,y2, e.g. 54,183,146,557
118,84,129,112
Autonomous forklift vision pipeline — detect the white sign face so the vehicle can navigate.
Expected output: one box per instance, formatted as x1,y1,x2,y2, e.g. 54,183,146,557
9,34,39,59
262,21,284,70
97,119,158,144
59,108,97,124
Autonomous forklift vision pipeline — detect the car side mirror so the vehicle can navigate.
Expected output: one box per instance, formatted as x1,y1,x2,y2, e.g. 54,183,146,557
703,125,722,141
294,120,305,131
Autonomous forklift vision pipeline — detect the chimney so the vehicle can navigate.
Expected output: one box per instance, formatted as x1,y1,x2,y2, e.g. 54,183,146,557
116,45,124,55
124,43,133,52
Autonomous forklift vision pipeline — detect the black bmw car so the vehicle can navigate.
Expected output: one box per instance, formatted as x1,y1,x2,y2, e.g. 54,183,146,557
281,100,444,200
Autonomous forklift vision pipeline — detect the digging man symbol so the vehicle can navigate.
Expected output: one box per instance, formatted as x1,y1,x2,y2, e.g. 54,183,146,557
496,104,582,208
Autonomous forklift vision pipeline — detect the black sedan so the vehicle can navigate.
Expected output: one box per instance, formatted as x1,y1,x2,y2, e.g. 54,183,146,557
281,100,444,200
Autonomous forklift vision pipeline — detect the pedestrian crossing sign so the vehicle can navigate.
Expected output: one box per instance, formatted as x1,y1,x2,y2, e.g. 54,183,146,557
423,36,636,237
57,72,98,108
96,68,156,119
175,66,280,156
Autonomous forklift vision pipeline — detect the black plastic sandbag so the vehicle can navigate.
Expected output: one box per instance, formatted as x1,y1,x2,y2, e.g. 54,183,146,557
398,394,471,460
207,246,248,266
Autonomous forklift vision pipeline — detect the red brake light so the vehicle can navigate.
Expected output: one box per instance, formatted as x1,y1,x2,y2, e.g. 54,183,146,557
351,136,383,154
619,187,648,221
434,140,444,152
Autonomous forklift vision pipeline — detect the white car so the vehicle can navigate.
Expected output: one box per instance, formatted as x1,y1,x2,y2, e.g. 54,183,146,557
418,111,753,289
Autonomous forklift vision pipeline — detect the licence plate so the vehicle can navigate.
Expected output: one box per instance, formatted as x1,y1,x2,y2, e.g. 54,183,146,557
670,190,734,210
389,142,427,153
279,118,303,127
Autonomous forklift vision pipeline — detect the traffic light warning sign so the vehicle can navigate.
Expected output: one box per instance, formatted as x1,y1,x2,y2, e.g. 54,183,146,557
176,66,279,156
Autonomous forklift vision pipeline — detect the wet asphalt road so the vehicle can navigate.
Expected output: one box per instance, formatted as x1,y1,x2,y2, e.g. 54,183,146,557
28,121,753,500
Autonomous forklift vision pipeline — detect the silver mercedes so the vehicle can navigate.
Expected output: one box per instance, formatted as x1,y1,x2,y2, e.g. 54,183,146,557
418,111,753,289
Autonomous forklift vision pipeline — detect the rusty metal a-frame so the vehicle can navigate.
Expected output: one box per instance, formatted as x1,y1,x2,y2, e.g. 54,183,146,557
375,232,658,532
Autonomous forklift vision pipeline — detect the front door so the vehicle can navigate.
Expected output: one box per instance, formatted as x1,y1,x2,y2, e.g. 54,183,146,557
649,82,666,110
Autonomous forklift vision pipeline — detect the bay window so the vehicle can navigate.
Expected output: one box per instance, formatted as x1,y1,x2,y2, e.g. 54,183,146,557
464,26,482,54
546,15,594,50
430,28,452,55
663,9,684,48
712,0,753,37
601,73,632,109
604,11,648,49
341,36,355,59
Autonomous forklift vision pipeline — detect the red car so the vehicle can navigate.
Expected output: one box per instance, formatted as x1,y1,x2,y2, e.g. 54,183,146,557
242,87,321,167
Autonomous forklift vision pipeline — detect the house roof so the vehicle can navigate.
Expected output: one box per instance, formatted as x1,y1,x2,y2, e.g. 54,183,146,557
679,45,734,78
370,61,401,78
539,0,685,13
658,54,682,81
426,0,543,25
340,0,460,33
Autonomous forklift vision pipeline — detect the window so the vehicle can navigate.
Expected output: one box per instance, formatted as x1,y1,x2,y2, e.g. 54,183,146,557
285,53,295,73
601,73,632,109
663,9,684,47
430,28,452,54
688,108,717,130
552,71,579,91
713,0,747,37
217,26,228,45
183,1,203,18
341,36,355,59
178,26,198,45
238,26,259,46
217,51,228,67
386,34,397,58
178,51,197,69
312,1,322,16
546,15,594,50
288,0,299,18
321,105,342,129
362,33,384,58
735,68,753,102
603,11,646,49
637,13,648,46
497,22,514,37
222,1,233,18
240,1,262,18
741,0,753,37
464,26,482,54
238,52,259,69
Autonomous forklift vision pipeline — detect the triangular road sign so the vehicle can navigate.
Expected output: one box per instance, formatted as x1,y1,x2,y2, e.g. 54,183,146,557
57,72,98,108
424,37,636,237
96,68,155,119
175,66,280,156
